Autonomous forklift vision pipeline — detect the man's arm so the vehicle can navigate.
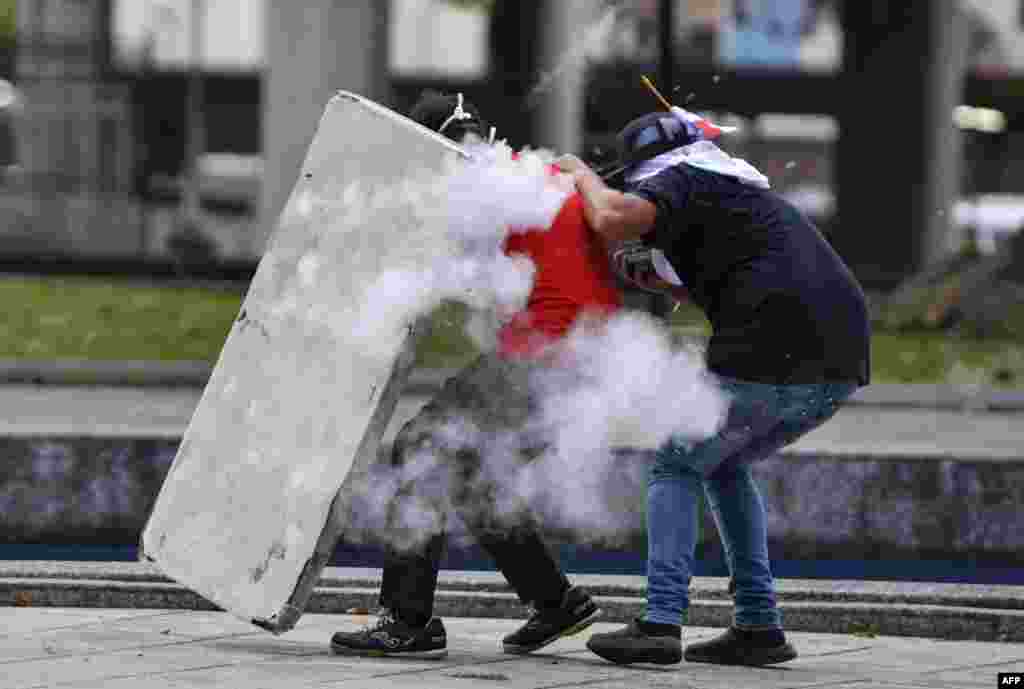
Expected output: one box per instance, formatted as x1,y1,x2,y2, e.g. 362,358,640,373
556,156,657,242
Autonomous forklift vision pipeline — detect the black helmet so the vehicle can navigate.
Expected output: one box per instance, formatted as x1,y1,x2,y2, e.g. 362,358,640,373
599,108,727,186
408,90,490,143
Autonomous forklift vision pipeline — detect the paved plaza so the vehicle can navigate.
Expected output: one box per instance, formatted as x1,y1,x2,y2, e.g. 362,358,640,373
1,607,1021,689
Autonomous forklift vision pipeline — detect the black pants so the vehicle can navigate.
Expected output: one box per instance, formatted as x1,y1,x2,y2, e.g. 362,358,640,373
378,354,570,623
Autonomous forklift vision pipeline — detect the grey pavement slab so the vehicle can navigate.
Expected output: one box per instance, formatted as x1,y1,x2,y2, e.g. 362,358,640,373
845,382,1024,411
0,608,1021,689
0,385,201,439
0,385,431,448
0,384,1020,460
787,404,1024,461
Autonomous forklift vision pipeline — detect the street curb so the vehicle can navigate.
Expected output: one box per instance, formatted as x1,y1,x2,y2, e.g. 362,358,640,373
2,360,1023,410
3,563,1021,611
0,360,214,388
0,566,1021,643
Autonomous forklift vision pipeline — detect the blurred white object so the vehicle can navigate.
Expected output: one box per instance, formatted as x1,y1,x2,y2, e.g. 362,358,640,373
781,186,1024,255
954,194,1024,253
0,80,21,111
197,152,264,205
783,184,835,218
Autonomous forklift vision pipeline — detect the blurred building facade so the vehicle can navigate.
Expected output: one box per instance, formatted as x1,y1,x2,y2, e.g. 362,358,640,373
7,0,139,257
2,0,1024,283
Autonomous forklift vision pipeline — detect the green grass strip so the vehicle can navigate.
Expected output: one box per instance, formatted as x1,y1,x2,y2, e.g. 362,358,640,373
0,276,1020,387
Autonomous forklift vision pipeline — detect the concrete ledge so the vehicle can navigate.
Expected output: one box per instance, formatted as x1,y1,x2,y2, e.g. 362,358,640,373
846,383,1024,411
3,562,1022,611
1,564,1021,642
2,360,1022,410
0,577,221,612
0,360,214,388
2,437,1021,563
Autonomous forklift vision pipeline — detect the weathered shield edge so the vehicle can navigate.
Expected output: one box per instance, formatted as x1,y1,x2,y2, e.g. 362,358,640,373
139,90,469,633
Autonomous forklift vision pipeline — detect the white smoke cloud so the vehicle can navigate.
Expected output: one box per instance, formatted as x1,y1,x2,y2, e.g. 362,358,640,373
342,143,562,354
294,141,732,551
551,312,726,450
507,312,728,541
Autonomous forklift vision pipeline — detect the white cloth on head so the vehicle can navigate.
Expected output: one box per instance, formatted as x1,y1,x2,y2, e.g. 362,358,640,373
625,140,771,189
439,92,474,136
669,106,737,139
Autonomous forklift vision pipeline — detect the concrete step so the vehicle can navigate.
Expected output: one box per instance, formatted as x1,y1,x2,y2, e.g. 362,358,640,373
4,563,1021,611
2,360,1023,410
1,563,1021,643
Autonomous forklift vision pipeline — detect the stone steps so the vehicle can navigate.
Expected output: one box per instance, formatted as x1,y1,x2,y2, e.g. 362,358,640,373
1,563,1021,642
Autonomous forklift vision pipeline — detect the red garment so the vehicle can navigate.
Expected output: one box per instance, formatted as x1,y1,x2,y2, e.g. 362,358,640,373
498,191,622,358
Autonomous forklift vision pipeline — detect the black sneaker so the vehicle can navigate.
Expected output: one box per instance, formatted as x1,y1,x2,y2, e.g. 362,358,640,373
684,626,797,666
586,618,682,665
330,610,447,659
502,586,602,654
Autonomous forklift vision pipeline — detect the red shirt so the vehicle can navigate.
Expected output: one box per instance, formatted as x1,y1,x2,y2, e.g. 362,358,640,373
498,191,622,357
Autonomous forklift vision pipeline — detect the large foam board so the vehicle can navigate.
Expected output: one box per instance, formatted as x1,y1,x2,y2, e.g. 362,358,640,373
140,91,466,634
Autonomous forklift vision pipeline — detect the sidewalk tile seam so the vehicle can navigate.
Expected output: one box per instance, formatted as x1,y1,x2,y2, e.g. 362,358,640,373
799,645,877,659
314,655,537,686
918,655,1024,675
15,662,241,689
0,631,260,666
0,610,191,639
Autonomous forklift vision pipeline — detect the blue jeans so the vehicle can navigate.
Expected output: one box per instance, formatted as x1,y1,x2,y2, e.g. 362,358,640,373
644,377,858,629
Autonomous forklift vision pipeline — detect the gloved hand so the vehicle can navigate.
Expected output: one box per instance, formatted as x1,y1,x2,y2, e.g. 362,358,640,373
610,241,682,297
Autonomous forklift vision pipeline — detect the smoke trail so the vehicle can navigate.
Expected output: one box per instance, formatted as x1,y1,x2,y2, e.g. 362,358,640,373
524,4,621,110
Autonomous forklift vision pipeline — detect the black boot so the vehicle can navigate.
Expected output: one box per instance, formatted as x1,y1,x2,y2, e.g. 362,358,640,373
684,626,797,666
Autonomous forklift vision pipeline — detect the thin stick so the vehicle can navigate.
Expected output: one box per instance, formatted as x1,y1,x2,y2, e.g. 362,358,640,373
641,75,674,112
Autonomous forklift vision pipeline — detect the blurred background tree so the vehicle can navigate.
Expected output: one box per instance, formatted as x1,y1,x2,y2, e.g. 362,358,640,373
0,0,12,41
0,0,12,35
0,0,14,59
443,0,495,11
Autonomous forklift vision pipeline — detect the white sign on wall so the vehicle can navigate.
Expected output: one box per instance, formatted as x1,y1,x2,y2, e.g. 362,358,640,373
112,0,266,71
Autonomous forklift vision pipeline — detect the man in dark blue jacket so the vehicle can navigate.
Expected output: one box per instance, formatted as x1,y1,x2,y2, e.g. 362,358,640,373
558,106,870,666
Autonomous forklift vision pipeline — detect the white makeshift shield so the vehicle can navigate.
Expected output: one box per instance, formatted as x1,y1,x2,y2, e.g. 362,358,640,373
140,91,467,634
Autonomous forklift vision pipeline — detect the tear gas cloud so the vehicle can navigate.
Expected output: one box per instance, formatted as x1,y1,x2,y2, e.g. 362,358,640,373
322,142,729,550
512,312,727,540
352,143,562,351
269,143,560,354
